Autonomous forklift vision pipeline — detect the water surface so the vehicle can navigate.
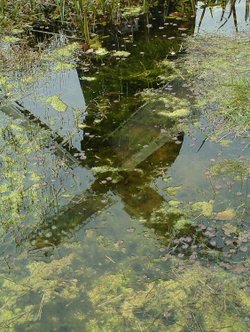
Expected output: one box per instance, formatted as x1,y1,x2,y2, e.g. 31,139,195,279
0,1,249,331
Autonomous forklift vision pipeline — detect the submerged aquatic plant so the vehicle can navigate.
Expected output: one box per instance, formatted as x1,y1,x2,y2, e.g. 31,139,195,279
0,254,76,331
87,262,250,331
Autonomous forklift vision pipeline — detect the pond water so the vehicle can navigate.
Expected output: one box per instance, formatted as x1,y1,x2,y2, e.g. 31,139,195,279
0,1,249,331
195,0,249,34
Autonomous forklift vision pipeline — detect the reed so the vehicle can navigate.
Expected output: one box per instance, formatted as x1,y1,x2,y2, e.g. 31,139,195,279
55,0,66,24
72,0,90,44
29,0,36,11
0,0,7,15
143,0,149,13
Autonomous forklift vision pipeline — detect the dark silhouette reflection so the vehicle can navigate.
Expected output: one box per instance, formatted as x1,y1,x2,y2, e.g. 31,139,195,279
3,2,197,253
20,3,195,252
114,138,183,219
28,143,183,252
27,99,184,251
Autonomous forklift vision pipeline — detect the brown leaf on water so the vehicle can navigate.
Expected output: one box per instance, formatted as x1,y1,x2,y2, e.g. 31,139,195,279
231,264,248,274
222,223,237,236
215,209,235,221
219,262,247,274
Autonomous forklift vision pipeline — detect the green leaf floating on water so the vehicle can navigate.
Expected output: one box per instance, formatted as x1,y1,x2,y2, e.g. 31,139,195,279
95,47,109,56
174,217,193,230
46,96,68,112
191,201,213,217
112,50,131,58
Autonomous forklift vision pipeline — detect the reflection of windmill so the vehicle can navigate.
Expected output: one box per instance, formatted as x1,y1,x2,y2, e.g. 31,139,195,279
0,71,184,254
0,2,196,253
246,0,250,20
19,68,86,152
27,99,184,250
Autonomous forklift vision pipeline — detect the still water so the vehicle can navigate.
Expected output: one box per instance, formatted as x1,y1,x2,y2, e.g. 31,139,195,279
0,1,249,331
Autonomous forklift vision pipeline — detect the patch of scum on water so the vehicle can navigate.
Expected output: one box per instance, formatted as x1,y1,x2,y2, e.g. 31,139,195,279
0,1,249,331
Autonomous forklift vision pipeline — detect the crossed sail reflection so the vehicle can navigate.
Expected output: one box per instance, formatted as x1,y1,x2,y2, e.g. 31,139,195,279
28,105,183,250
1,3,197,252
1,72,184,253
1,85,184,252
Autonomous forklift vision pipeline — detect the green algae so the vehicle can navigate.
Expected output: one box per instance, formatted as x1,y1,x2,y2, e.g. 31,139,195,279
182,33,250,137
46,95,68,112
165,185,182,196
54,62,75,71
191,201,213,217
0,109,85,234
0,4,249,332
215,209,236,221
0,254,75,331
140,91,191,122
122,5,143,17
95,47,109,56
0,38,80,103
48,42,81,61
0,115,50,229
112,50,131,58
80,76,97,81
1,35,20,43
209,159,250,178
165,108,190,119
174,217,193,231
87,263,250,331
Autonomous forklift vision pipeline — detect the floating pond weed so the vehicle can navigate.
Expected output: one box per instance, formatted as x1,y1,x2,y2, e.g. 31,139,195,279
0,2,249,331
0,254,76,331
46,95,68,112
86,263,250,331
181,33,250,138
191,201,213,218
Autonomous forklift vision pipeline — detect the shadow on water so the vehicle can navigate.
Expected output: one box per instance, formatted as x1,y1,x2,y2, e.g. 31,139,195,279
0,2,249,331
0,3,196,252
1,1,248,252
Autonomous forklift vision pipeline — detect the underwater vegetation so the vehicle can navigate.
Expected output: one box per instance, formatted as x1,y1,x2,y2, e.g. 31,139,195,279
0,1,249,332
181,32,250,138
